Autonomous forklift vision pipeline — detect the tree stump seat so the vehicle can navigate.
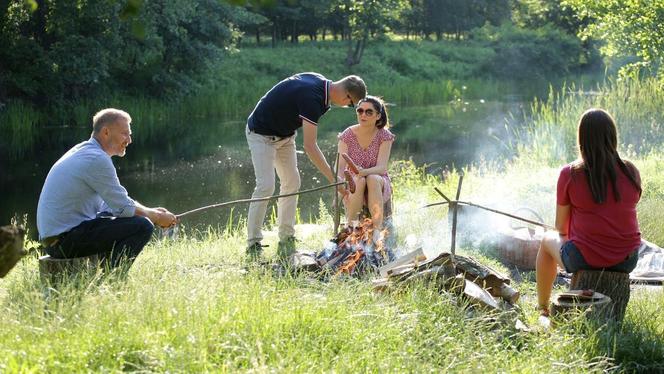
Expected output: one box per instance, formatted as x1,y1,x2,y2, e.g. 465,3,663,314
553,269,631,322
0,225,27,278
39,254,103,283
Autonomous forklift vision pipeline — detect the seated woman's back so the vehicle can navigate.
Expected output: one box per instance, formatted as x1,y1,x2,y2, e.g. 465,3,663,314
558,160,641,267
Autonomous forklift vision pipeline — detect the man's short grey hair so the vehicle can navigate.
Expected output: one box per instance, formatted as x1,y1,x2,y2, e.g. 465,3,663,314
92,108,131,134
339,75,367,102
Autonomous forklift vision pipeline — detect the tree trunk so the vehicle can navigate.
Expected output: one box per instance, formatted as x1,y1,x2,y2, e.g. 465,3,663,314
291,21,297,43
354,34,367,64
33,0,49,47
570,270,631,322
345,36,355,66
345,32,368,67
271,25,277,48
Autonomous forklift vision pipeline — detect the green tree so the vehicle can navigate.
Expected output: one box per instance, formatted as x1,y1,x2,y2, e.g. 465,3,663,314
564,0,664,79
0,0,242,108
335,0,409,66
513,0,585,34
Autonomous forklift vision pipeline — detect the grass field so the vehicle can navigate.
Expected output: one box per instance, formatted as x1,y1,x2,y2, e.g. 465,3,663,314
2,58,664,372
1,156,663,372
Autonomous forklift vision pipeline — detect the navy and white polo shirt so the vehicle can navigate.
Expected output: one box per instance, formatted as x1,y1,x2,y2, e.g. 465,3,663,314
247,72,331,138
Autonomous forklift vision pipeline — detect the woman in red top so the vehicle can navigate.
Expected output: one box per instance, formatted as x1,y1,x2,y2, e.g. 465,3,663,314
337,96,395,229
536,108,642,315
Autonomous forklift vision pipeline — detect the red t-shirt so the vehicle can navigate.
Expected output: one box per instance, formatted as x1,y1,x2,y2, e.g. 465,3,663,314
556,162,641,267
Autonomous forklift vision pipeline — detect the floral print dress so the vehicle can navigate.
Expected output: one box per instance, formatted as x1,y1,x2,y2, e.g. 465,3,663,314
338,127,395,202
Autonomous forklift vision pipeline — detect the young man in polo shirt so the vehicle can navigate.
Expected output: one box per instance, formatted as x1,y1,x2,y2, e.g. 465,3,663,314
245,72,367,258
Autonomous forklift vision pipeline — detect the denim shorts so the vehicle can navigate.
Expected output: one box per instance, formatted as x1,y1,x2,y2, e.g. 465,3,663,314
560,241,638,274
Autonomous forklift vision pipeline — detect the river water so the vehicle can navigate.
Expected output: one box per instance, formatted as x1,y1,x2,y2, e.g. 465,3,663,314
1,97,528,238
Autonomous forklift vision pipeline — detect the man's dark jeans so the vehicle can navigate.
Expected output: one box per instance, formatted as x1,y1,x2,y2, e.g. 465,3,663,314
46,215,154,268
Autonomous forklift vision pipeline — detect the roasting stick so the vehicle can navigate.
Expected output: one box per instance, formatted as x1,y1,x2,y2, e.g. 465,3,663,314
331,152,341,236
177,181,346,219
423,199,554,230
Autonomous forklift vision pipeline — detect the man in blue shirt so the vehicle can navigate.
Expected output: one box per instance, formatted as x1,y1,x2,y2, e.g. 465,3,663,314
245,73,366,258
37,108,177,268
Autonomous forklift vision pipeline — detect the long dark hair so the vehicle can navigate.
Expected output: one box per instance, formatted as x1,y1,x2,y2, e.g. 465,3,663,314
358,95,389,129
573,108,641,203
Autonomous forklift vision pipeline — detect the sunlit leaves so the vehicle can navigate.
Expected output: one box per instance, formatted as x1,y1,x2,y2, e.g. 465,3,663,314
563,0,664,79
23,0,37,12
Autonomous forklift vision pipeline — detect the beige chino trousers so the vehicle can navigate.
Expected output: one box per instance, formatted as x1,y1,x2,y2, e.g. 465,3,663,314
246,126,301,246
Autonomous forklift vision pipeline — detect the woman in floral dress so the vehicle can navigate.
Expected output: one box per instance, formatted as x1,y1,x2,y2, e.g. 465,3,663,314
337,95,395,229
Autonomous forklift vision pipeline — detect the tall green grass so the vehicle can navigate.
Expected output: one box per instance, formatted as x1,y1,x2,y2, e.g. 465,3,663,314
2,42,664,372
511,77,664,166
1,159,663,371
0,101,40,159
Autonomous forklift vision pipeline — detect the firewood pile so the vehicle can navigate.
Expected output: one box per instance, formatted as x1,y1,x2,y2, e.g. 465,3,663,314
372,251,520,310
284,223,520,312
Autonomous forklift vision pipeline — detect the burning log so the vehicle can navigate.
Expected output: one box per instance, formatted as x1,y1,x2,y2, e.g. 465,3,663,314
0,225,27,278
313,219,392,277
336,248,364,275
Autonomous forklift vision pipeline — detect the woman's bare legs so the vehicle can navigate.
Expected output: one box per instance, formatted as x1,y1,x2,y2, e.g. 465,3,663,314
536,231,566,312
366,175,385,229
344,176,366,225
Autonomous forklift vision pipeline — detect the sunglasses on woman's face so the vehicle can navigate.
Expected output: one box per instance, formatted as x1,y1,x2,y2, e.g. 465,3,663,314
356,108,375,116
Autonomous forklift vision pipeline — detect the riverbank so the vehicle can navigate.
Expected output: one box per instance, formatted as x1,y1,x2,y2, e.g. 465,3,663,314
4,73,663,369
2,157,663,371
0,38,596,160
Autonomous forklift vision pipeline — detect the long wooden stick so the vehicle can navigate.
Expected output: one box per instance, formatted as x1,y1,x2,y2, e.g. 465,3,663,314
450,174,463,258
332,152,341,236
423,200,553,230
177,181,345,218
434,187,451,203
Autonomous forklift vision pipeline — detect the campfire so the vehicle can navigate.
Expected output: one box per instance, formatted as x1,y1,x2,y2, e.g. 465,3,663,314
282,219,394,278
316,218,394,276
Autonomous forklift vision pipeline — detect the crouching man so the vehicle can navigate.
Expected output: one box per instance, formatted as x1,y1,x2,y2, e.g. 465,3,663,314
37,108,177,268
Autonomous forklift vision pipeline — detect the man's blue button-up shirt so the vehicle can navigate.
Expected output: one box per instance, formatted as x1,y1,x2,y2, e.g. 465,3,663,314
37,138,136,240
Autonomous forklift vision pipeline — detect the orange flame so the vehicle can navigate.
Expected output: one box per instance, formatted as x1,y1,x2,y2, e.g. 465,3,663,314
333,218,389,276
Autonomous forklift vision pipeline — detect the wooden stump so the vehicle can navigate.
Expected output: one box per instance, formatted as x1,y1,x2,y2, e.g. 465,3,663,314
0,225,27,278
39,254,103,284
570,270,631,322
551,290,612,320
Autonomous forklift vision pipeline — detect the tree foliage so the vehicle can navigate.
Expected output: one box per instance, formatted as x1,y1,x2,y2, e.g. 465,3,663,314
563,0,664,79
0,0,245,106
0,0,598,112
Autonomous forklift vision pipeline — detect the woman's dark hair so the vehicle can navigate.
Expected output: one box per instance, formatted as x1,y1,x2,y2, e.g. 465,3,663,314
573,108,641,203
358,95,389,129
